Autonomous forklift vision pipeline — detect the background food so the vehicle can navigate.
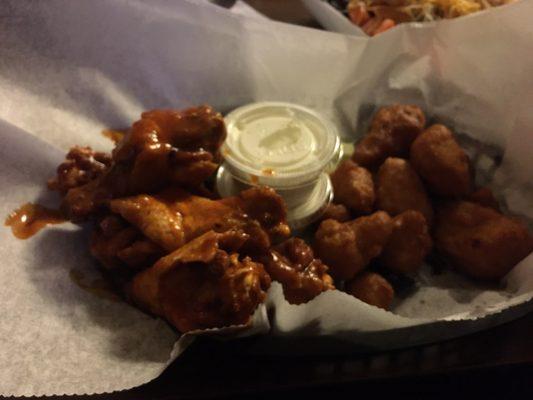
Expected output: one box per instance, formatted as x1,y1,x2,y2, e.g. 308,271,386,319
340,0,516,36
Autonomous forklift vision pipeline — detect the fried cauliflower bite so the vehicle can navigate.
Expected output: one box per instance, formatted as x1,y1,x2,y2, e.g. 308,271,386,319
434,201,533,281
314,211,393,280
466,187,500,211
59,106,226,221
128,230,271,333
263,238,334,305
376,157,433,224
319,203,352,223
352,104,426,168
330,160,375,214
345,271,395,310
410,124,471,197
226,186,291,244
380,210,432,274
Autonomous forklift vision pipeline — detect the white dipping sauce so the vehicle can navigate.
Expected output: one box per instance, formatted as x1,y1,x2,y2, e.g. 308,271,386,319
217,102,341,229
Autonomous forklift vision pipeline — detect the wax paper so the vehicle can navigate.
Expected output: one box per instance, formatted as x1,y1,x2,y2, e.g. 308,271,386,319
0,0,532,396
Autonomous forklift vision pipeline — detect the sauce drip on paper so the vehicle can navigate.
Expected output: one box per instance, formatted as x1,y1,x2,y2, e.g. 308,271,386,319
69,269,122,302
101,129,126,144
5,203,66,239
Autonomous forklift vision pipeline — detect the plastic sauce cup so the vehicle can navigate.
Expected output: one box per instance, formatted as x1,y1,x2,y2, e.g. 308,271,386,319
216,102,341,230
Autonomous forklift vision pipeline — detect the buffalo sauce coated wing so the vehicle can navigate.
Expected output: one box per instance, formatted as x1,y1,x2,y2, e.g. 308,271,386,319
345,271,394,310
434,201,533,280
128,230,271,333
314,211,393,280
55,106,226,221
263,238,334,304
91,186,290,272
352,104,426,168
112,107,225,192
376,157,433,225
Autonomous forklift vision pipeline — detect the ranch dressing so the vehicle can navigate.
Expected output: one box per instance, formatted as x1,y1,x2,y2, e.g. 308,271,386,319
217,102,341,229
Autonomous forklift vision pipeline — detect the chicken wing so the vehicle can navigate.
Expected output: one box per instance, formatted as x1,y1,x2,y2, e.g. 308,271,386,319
330,160,375,214
110,186,288,249
376,157,433,224
352,104,426,168
410,124,471,197
263,238,334,304
379,210,432,274
59,106,226,220
48,146,112,194
434,201,533,280
128,230,271,332
314,211,393,280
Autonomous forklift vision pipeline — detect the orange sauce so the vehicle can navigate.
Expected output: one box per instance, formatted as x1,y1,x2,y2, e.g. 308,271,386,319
250,174,259,185
5,203,66,239
69,269,121,302
101,129,126,144
262,168,275,176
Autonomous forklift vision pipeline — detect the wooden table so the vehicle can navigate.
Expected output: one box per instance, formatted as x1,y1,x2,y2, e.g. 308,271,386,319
22,2,533,399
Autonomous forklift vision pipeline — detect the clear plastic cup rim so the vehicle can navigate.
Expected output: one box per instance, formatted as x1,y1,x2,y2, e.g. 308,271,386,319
222,101,341,188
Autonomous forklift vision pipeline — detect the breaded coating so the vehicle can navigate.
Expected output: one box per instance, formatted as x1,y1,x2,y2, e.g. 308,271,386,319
466,187,500,211
320,203,352,223
314,211,393,280
434,201,533,280
380,210,433,274
410,124,471,197
376,157,433,224
352,104,426,168
345,271,394,310
330,160,375,214
128,230,271,333
263,238,334,304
